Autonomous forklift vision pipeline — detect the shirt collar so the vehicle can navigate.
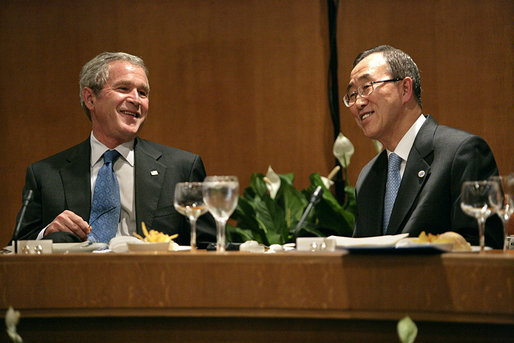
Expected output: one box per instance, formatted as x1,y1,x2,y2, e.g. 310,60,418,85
387,114,426,161
90,132,135,166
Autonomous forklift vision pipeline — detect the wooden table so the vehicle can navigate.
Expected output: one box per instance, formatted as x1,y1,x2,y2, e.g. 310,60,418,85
1,250,513,342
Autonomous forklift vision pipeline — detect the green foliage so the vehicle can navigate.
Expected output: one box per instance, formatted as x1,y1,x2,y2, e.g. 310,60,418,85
227,171,356,245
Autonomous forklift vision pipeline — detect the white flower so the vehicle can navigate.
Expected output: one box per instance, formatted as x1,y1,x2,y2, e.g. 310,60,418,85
333,133,354,168
264,165,281,199
5,307,23,343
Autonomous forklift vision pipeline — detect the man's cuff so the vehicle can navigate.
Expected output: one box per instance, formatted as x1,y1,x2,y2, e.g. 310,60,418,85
36,226,48,240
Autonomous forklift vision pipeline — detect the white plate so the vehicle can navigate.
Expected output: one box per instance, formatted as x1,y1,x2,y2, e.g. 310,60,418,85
126,242,191,252
328,233,409,248
395,239,454,251
52,242,108,253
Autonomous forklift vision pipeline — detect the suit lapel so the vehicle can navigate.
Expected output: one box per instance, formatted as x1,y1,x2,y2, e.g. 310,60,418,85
386,116,437,234
59,139,92,221
134,138,166,233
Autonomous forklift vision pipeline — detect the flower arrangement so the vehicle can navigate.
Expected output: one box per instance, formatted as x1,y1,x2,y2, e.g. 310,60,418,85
227,133,358,245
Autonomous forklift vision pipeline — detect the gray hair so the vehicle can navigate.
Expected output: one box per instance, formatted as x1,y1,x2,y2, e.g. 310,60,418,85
353,45,422,108
79,52,149,119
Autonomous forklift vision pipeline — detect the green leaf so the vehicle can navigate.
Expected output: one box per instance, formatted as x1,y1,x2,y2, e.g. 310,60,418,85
249,173,268,197
344,185,357,212
279,172,295,185
307,173,354,236
397,316,418,343
281,183,308,223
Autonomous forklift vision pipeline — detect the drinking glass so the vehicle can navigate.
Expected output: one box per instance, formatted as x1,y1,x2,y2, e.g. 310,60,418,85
202,176,239,252
460,181,500,253
174,182,208,250
489,174,514,252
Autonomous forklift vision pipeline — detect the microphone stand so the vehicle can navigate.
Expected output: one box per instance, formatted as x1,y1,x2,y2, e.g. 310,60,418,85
13,189,33,254
293,186,324,238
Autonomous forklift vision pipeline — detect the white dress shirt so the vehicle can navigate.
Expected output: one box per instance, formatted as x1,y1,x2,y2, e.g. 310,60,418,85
386,114,427,178
90,133,136,238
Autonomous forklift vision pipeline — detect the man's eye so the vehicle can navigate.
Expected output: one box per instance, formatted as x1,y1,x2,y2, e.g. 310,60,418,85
362,84,372,91
138,90,148,97
349,91,358,99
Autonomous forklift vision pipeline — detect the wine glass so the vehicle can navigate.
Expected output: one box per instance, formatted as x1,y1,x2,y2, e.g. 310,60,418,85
174,182,208,250
460,181,500,253
202,176,239,252
489,174,514,252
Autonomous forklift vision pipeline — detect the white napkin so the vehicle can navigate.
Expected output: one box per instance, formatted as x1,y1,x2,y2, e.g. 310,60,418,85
327,233,409,248
109,236,142,253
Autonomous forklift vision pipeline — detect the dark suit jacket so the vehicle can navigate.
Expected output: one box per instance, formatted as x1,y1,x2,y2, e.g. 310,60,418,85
13,137,216,246
353,115,503,248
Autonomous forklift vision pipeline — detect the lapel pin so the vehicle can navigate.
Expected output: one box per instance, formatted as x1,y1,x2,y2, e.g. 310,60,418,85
151,170,159,176
418,170,426,178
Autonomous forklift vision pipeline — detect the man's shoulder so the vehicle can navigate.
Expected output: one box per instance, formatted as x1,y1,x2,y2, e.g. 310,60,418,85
432,122,487,149
30,139,89,169
135,138,200,160
418,115,488,151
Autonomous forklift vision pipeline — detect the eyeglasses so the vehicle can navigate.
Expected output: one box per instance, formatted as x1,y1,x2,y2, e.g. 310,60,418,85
343,78,402,107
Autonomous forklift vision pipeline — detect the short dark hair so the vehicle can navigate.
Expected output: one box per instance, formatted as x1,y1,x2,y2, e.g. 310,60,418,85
353,45,422,108
79,52,149,120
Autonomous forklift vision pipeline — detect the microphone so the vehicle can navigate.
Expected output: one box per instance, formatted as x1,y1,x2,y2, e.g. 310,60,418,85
293,186,324,238
13,189,34,253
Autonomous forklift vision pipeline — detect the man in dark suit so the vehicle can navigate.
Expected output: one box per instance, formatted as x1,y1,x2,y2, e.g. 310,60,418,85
13,52,215,246
343,45,502,248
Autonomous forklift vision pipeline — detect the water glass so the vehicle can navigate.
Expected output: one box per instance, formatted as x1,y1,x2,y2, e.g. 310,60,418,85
202,176,239,252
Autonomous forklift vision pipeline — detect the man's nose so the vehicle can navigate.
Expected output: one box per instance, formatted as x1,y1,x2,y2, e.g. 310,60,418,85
355,94,368,109
127,89,141,106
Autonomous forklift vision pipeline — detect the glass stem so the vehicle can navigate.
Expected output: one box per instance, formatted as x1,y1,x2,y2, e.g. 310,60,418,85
477,217,486,253
189,217,197,251
216,219,227,253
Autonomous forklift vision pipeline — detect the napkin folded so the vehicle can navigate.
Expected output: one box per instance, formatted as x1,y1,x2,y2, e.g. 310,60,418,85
327,233,409,248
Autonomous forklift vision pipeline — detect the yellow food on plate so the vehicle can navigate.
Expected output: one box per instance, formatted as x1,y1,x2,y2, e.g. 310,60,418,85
133,222,178,243
413,231,471,251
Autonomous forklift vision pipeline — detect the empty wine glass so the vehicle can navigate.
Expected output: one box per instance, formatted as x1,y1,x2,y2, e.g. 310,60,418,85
460,181,500,253
202,176,239,252
174,182,207,250
489,174,514,252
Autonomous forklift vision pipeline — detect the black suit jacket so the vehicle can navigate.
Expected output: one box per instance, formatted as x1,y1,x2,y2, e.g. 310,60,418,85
354,115,503,248
13,137,215,246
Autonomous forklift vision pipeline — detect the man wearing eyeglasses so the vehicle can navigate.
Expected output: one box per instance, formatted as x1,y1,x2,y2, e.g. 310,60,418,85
344,45,502,248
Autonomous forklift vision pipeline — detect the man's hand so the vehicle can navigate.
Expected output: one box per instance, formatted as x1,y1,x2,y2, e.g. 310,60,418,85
45,210,91,241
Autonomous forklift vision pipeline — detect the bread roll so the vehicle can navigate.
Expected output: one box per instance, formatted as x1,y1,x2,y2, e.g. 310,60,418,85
433,231,472,251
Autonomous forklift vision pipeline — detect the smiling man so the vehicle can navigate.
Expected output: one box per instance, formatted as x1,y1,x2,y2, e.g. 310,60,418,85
345,45,502,248
13,52,215,245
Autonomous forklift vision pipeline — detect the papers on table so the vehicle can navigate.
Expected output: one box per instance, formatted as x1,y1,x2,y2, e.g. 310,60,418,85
327,233,409,248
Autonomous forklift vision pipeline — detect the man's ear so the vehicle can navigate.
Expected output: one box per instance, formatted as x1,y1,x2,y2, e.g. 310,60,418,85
400,77,414,104
82,87,96,111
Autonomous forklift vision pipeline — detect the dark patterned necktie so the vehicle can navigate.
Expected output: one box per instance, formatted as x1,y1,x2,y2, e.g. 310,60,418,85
383,153,402,234
88,150,121,243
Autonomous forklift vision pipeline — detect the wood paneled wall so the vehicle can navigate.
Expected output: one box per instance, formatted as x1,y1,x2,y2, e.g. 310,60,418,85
1,0,512,245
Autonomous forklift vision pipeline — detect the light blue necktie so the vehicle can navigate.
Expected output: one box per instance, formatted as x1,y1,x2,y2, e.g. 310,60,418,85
383,153,402,234
88,150,121,243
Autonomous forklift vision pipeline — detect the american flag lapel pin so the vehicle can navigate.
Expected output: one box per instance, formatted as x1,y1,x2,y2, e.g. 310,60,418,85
151,170,159,176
